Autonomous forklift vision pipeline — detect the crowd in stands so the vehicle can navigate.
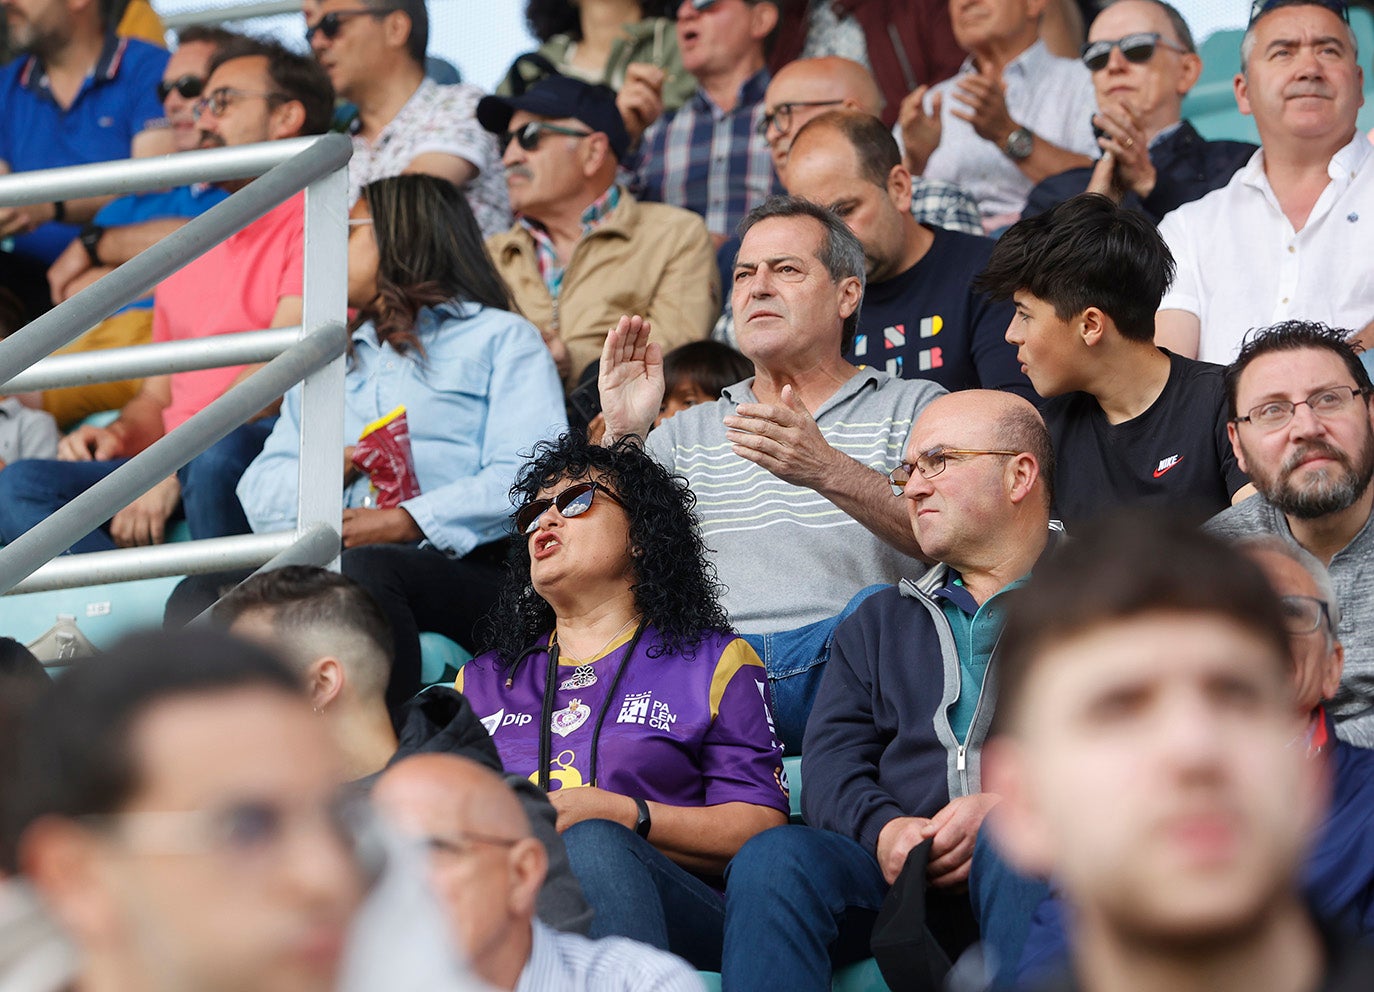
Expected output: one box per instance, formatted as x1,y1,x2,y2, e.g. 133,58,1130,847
3,0,1374,988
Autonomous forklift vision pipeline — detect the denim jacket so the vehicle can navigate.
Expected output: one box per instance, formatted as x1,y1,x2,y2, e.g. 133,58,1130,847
237,300,567,555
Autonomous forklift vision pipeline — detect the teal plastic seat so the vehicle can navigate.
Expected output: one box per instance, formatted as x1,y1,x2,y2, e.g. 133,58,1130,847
419,631,472,686
784,754,803,824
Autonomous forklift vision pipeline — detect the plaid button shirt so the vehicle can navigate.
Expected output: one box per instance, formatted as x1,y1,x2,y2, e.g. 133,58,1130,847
631,68,777,236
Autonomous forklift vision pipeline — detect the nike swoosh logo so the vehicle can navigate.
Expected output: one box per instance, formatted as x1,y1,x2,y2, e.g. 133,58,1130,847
1153,459,1183,478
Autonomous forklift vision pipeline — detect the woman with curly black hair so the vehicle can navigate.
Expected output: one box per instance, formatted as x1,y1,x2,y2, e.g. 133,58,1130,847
458,432,789,970
497,0,696,118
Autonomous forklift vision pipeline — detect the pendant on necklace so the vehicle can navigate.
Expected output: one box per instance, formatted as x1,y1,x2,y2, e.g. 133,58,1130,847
559,664,598,691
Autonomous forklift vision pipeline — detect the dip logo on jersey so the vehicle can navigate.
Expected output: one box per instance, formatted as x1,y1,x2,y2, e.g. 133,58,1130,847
853,316,944,378
617,691,677,732
479,708,533,735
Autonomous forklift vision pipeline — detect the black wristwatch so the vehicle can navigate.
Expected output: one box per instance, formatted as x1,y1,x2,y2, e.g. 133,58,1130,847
79,224,105,267
633,796,652,839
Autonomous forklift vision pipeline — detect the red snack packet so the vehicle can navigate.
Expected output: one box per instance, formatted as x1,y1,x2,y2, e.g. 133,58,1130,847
351,405,421,508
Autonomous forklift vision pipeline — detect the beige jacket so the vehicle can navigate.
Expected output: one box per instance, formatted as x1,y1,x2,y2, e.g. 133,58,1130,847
487,189,720,388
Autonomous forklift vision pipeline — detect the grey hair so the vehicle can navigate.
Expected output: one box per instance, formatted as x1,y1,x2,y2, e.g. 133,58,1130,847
1234,534,1342,630
1240,0,1358,74
736,195,867,351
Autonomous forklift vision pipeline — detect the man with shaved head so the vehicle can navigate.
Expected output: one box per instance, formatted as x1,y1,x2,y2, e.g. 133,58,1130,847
784,110,1030,399
720,389,1060,990
762,57,980,235
373,754,704,991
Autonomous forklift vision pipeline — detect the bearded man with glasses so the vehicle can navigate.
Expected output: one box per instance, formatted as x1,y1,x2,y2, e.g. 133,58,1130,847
1024,0,1255,222
1206,320,1374,747
478,75,717,394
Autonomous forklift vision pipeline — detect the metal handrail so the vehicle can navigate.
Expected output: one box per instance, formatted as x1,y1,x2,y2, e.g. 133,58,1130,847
0,324,347,595
161,0,299,27
0,133,349,601
1,327,302,392
0,134,352,384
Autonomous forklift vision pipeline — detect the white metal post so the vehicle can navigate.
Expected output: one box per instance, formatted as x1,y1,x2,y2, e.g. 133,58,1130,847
297,164,349,570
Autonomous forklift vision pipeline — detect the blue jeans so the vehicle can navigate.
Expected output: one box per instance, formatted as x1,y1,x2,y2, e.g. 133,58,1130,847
722,825,888,992
562,819,726,970
0,420,274,554
968,824,1052,990
742,585,884,754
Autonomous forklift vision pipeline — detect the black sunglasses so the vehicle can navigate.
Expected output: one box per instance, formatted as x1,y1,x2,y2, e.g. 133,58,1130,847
1080,32,1188,71
157,74,204,102
499,121,595,152
305,7,393,43
514,481,625,535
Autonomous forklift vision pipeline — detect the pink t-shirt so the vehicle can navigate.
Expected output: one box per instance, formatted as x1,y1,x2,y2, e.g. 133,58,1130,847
152,193,304,432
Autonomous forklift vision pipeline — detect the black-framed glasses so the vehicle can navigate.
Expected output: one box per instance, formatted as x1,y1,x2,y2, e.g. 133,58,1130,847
1232,386,1368,431
1280,594,1333,635
758,99,845,137
1080,32,1189,71
887,448,1021,495
515,480,626,535
157,74,204,102
305,7,393,43
192,87,289,120
499,121,594,153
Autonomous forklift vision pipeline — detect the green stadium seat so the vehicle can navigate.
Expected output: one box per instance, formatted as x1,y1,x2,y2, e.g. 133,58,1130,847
419,631,472,685
697,959,891,991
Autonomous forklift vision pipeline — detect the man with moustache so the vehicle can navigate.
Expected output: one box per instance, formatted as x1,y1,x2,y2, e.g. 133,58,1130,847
1206,321,1374,747
0,37,334,554
479,75,716,390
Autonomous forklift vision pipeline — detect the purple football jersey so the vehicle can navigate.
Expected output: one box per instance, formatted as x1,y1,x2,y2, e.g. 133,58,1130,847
458,626,788,815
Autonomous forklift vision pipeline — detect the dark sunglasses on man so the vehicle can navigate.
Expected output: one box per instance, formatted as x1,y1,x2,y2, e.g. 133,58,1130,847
305,7,394,44
157,74,204,102
1080,32,1187,72
500,120,594,152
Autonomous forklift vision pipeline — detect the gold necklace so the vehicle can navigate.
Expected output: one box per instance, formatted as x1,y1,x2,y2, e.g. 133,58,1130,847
555,614,641,666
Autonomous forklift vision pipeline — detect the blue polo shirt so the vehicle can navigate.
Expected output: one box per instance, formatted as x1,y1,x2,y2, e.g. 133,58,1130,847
937,572,1029,741
0,34,169,265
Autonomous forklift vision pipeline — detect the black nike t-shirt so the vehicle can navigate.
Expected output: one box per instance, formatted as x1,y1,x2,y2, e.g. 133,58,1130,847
1045,350,1249,528
846,226,1035,402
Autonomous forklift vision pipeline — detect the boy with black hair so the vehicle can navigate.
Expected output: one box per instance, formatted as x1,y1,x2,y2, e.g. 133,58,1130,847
977,193,1252,526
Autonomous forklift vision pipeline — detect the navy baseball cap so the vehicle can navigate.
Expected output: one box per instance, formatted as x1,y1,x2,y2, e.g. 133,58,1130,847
477,75,631,163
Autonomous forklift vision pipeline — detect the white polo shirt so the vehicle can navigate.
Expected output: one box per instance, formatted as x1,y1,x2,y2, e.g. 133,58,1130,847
1158,134,1374,366
917,41,1098,224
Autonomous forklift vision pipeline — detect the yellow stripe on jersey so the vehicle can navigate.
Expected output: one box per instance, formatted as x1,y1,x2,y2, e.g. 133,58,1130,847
709,638,764,721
